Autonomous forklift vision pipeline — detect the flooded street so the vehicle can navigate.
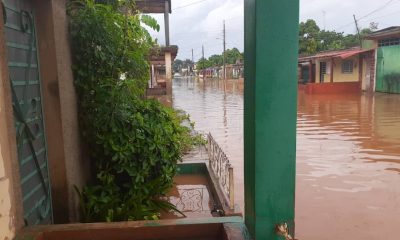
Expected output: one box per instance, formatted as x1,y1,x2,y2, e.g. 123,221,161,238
173,77,400,240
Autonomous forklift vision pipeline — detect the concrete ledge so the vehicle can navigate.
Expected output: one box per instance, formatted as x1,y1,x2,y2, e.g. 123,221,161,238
17,217,250,240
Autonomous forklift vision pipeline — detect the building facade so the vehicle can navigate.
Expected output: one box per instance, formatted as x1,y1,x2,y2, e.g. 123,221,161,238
1,1,90,239
299,48,374,94
365,27,400,94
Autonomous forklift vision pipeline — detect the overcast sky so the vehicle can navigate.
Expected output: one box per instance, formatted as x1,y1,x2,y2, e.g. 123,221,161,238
148,0,400,61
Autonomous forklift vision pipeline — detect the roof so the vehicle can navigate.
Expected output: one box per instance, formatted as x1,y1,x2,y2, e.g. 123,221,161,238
298,48,373,62
149,45,178,63
135,0,172,13
364,26,400,40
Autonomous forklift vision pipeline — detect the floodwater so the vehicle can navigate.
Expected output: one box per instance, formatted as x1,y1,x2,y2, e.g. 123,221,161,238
173,77,400,240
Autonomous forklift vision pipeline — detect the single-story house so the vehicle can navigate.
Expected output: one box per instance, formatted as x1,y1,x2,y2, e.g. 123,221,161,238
298,48,375,94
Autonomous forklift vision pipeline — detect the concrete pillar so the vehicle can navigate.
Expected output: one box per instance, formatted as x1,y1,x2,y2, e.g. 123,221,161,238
151,64,155,87
165,51,172,95
244,0,299,239
33,0,88,223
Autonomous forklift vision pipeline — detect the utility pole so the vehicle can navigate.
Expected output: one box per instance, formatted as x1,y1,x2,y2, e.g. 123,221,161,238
202,45,205,80
353,14,362,48
223,20,226,80
191,48,194,75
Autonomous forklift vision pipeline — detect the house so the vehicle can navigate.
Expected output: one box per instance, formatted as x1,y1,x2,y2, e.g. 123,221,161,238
139,0,176,104
298,48,375,94
364,26,400,94
147,45,178,99
226,59,244,79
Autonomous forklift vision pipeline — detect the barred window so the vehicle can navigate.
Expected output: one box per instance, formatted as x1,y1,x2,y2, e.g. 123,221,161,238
320,62,327,74
378,38,400,47
342,60,353,74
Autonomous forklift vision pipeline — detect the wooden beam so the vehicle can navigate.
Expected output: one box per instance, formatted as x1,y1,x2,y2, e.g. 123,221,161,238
135,0,171,14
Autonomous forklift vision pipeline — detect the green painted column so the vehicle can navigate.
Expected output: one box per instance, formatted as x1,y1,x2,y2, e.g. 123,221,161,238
244,0,299,239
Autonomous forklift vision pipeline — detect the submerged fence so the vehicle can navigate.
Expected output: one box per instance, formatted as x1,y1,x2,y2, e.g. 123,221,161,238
206,133,234,209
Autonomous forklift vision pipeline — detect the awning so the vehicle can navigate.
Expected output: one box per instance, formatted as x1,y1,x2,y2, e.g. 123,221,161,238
298,48,374,63
337,49,373,59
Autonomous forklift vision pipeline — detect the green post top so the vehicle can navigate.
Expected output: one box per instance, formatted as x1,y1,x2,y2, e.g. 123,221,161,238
244,0,299,239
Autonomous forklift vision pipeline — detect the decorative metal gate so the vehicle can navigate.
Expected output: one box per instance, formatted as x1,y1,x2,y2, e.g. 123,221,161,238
2,0,52,225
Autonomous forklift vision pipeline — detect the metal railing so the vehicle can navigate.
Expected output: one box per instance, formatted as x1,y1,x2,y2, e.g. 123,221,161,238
206,133,234,209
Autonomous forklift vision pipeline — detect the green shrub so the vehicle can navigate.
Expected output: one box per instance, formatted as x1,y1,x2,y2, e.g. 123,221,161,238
68,0,200,222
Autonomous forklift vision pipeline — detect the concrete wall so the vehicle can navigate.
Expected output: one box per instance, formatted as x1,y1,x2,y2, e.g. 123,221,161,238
361,51,376,93
0,5,24,239
0,1,88,235
301,82,361,94
33,0,89,223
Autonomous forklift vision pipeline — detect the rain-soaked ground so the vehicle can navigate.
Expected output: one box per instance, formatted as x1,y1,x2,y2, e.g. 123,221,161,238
172,77,400,240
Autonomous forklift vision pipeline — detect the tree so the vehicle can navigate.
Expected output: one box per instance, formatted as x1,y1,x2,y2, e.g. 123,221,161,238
299,19,320,54
298,19,380,55
173,59,183,73
208,54,223,66
225,48,242,64
197,57,212,70
183,59,194,68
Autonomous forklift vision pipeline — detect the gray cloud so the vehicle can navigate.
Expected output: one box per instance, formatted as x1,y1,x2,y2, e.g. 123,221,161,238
148,0,400,60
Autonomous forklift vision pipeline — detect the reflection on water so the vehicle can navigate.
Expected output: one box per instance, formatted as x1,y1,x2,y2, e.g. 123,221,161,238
173,78,244,207
173,77,400,240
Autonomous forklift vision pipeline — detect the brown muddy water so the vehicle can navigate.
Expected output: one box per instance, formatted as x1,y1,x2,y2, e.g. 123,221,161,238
173,77,400,240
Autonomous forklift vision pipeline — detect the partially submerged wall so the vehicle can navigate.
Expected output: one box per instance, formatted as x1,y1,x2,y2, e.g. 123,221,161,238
302,82,361,94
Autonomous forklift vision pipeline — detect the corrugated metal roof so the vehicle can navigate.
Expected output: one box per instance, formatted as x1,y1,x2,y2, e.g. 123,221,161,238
364,26,400,40
299,48,373,62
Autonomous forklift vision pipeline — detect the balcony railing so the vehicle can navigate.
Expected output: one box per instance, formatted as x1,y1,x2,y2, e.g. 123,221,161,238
206,133,234,209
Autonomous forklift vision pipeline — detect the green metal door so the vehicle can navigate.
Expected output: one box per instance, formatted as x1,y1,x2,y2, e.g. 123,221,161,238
376,46,400,94
2,0,52,225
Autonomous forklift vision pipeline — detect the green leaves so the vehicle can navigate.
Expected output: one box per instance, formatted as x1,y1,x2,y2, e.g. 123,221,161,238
141,15,160,32
68,0,198,223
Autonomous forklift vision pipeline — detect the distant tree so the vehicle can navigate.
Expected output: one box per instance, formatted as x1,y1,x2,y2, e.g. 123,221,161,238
299,19,320,54
225,48,242,64
183,59,194,68
197,58,212,70
173,59,183,73
208,54,223,66
299,19,380,55
369,22,379,31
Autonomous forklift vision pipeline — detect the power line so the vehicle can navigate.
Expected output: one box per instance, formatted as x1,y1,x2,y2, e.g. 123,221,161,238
357,0,397,21
335,0,399,31
172,0,207,11
359,8,400,23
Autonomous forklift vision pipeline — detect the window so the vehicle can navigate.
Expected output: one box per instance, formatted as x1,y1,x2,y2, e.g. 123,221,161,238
342,60,353,74
320,62,327,74
378,38,400,47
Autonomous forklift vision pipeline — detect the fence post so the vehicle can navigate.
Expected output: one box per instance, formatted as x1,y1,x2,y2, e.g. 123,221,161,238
228,166,234,209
